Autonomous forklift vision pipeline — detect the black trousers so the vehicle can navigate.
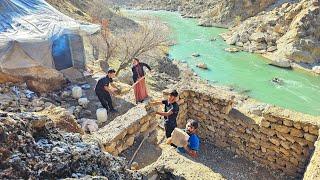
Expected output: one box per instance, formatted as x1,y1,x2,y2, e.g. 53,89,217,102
96,90,113,110
164,123,177,138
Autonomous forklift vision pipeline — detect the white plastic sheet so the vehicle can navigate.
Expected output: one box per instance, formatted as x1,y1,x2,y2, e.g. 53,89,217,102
0,0,100,71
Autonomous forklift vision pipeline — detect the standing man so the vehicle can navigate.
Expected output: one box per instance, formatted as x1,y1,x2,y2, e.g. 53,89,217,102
150,90,179,138
95,69,118,113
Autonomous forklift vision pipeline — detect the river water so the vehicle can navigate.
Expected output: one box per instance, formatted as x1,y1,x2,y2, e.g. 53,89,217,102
124,10,320,116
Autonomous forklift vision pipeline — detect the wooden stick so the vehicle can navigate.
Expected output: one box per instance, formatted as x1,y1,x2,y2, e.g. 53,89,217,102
118,76,146,95
128,134,148,168
132,76,146,88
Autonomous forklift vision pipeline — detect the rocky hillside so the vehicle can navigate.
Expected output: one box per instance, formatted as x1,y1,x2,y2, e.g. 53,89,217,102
128,0,282,27
46,0,138,31
126,0,320,66
222,0,320,64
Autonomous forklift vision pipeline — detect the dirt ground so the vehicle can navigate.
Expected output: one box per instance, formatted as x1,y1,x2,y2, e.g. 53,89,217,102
121,127,294,180
121,135,163,168
197,141,293,180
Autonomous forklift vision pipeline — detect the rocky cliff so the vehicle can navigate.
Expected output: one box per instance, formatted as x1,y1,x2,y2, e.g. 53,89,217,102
130,0,278,27
222,0,320,64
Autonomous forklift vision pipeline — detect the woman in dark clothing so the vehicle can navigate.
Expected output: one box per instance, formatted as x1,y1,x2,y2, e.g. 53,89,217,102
132,58,151,103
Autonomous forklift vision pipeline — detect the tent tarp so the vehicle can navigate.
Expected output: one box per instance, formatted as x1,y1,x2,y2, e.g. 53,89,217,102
0,0,100,43
0,0,100,71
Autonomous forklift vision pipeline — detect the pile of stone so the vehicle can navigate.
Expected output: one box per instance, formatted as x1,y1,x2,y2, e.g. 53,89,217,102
0,82,97,132
0,111,137,179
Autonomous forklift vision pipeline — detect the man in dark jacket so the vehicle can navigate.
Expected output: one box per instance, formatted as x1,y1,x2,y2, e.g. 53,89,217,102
95,69,118,113
150,90,180,138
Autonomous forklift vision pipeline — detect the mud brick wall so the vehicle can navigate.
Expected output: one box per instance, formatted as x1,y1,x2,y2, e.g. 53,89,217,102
83,104,157,156
176,88,320,178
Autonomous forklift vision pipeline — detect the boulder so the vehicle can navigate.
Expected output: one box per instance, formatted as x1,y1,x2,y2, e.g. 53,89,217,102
225,47,240,53
196,63,208,70
235,41,244,47
81,119,99,133
116,69,133,85
250,32,266,42
0,66,65,93
226,34,239,45
78,98,89,108
192,53,200,57
239,32,250,43
61,90,71,98
267,46,277,52
60,68,84,83
312,66,320,74
131,162,140,171
269,59,292,69
36,106,84,134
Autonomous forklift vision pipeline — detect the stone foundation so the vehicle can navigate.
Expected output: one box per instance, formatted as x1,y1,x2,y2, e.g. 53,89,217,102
83,104,157,156
174,87,320,178
84,82,319,178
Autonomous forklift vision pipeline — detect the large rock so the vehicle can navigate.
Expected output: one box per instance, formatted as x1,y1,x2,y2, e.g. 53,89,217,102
225,47,240,53
192,53,201,57
250,32,266,42
312,66,320,74
117,69,133,85
196,63,208,69
226,34,239,45
36,106,84,134
269,59,292,69
0,66,65,93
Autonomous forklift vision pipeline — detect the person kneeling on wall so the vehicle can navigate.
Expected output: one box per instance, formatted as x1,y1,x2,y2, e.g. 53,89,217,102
167,119,200,158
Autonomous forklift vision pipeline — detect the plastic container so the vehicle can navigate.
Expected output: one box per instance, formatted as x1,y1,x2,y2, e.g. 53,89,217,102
96,108,108,124
72,86,82,99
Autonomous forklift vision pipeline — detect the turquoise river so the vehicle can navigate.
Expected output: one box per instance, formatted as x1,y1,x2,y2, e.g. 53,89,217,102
124,10,320,116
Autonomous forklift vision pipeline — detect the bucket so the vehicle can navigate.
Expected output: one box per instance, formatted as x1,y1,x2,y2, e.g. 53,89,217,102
96,108,108,124
72,86,82,99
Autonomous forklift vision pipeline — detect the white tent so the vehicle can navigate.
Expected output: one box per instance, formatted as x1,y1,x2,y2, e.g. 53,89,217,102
0,0,100,72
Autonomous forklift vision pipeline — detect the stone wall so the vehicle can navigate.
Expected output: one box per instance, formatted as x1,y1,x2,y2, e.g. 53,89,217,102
303,137,320,179
175,87,320,178
83,104,157,156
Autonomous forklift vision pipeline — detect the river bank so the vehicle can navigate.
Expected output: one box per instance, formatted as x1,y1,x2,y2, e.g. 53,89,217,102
122,0,320,73
123,9,320,116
